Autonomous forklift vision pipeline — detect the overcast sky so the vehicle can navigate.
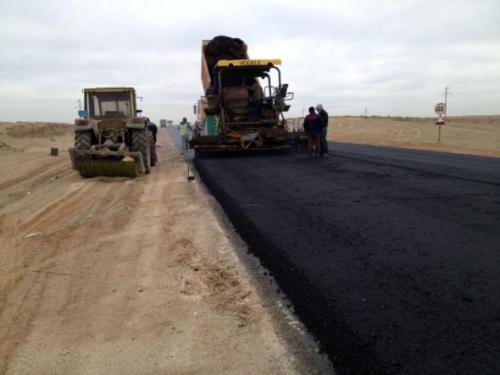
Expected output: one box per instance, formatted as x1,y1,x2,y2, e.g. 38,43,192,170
1,0,499,122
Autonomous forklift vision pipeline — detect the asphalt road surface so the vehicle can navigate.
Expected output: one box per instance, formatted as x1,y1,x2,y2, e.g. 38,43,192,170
193,142,500,375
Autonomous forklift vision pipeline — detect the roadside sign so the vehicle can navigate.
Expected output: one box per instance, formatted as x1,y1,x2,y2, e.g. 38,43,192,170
435,114,445,125
434,104,446,143
434,102,446,115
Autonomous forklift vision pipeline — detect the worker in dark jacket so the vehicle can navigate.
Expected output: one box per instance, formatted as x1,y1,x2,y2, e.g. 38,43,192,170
303,107,322,157
316,104,329,156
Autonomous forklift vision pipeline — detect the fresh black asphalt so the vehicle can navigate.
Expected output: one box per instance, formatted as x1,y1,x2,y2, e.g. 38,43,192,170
192,141,500,375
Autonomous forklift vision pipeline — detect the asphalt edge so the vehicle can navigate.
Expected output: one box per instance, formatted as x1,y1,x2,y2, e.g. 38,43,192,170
193,158,386,375
165,128,334,374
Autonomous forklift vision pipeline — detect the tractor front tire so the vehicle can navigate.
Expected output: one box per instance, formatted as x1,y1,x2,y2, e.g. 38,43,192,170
132,130,151,174
74,131,92,165
75,131,91,150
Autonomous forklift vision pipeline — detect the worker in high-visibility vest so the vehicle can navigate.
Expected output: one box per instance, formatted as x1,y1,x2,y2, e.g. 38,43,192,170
179,117,191,151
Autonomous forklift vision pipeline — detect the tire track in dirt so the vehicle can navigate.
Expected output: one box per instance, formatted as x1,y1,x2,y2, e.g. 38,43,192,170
1,126,331,374
0,157,68,192
0,164,144,373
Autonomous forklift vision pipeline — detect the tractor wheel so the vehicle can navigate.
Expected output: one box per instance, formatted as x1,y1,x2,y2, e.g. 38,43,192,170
149,130,157,167
132,130,151,174
73,131,92,166
75,131,91,149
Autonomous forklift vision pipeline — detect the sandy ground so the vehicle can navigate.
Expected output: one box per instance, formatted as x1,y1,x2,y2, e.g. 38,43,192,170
0,122,331,375
291,115,500,157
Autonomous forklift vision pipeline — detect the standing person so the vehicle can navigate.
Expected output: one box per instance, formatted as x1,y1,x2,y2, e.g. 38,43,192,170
316,104,329,156
303,107,322,157
179,117,191,152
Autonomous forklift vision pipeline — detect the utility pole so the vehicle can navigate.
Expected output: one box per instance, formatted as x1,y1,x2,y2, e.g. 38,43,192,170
441,86,450,143
438,119,442,143
444,86,449,118
435,87,450,143
364,107,368,119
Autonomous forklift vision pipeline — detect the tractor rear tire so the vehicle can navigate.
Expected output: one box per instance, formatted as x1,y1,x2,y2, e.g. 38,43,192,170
132,130,151,174
149,130,157,167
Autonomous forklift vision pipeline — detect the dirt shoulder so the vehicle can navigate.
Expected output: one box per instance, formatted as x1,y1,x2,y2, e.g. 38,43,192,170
291,115,500,158
329,116,500,157
0,123,331,374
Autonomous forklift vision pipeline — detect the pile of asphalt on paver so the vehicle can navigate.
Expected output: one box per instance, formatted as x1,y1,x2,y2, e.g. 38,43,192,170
193,145,500,375
204,35,248,71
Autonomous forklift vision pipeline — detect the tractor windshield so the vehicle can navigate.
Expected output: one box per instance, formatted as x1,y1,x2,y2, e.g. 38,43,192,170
88,91,133,118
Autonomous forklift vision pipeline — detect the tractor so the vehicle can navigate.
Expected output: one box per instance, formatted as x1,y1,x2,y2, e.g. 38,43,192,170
69,87,157,177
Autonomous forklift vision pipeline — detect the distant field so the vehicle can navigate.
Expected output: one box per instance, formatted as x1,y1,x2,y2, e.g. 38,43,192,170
291,116,500,157
0,121,73,152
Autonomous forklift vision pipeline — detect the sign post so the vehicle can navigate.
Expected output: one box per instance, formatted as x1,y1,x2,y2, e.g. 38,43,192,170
434,102,446,143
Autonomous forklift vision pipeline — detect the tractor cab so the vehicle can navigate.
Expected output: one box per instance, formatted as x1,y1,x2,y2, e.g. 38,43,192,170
84,87,138,120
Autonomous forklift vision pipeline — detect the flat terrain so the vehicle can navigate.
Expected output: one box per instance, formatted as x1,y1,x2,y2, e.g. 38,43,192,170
194,143,500,375
0,122,330,374
291,115,500,157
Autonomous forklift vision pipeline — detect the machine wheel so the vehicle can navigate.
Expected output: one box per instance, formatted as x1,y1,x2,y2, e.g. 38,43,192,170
149,130,157,167
75,131,91,150
132,130,151,174
73,131,92,166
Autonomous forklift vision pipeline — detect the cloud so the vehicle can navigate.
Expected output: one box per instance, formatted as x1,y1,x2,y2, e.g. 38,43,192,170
0,0,499,122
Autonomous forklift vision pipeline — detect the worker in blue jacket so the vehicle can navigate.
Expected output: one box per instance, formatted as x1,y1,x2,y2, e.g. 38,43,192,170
303,107,323,157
